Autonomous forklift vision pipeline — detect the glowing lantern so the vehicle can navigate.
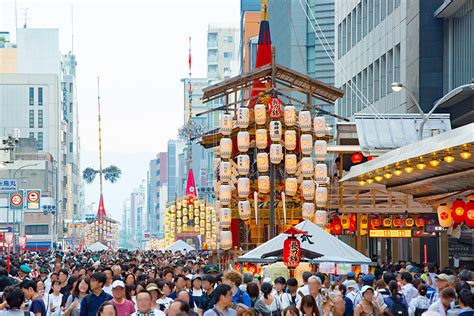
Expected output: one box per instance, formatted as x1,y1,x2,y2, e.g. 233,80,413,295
415,217,425,227
383,217,392,227
237,108,249,128
301,180,315,201
220,208,232,228
257,152,269,172
285,178,298,196
405,217,414,227
220,231,233,250
351,152,363,164
301,134,313,155
237,131,250,152
315,186,328,207
370,217,381,229
284,105,296,126
465,200,474,228
255,104,267,125
237,177,250,198
315,140,328,161
285,154,298,174
220,138,232,159
219,185,232,205
270,144,283,164
393,217,403,227
331,216,343,235
314,210,327,226
237,154,250,175
256,129,268,149
315,163,328,184
258,176,270,193
302,203,315,221
19,236,27,250
301,157,314,177
349,213,357,231
238,201,251,221
298,111,312,131
283,237,301,268
219,161,232,183
359,214,368,230
341,214,350,229
452,199,466,223
220,113,233,136
284,130,297,151
437,204,452,227
270,121,282,141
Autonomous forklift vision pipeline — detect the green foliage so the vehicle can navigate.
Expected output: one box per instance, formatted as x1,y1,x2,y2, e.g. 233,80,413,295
103,165,122,183
82,167,98,184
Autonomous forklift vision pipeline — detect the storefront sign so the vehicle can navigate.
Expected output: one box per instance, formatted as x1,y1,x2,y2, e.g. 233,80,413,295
361,264,369,274
336,263,352,275
369,229,412,238
319,262,335,274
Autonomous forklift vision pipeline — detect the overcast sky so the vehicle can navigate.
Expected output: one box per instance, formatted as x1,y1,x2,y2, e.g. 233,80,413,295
0,0,240,220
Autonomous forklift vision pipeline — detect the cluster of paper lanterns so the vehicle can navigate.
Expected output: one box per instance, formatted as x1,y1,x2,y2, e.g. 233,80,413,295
84,220,118,244
164,200,218,248
437,199,474,228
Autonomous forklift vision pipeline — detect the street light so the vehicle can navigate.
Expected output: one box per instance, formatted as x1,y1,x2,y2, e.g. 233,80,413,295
390,82,403,92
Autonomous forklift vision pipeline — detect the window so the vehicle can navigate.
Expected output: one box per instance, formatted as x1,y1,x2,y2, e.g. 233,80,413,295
156,192,160,198
29,87,34,106
69,142,73,153
223,36,233,43
381,54,387,98
223,51,233,59
156,170,160,176
38,110,43,128
374,59,380,101
69,102,73,113
29,110,35,128
394,44,401,83
37,132,43,151
38,87,43,106
223,67,230,74
25,224,49,235
387,49,394,94
29,132,34,139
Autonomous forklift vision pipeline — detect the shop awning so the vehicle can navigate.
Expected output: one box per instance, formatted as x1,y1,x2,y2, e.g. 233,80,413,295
26,241,52,251
340,123,474,202
162,240,196,252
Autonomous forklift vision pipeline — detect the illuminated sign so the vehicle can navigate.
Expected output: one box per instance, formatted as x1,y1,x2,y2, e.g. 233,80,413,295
369,229,412,238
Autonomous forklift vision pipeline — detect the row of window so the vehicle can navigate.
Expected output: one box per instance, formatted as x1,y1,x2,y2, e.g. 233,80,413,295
29,87,43,106
29,132,43,150
25,224,48,235
338,0,401,58
338,44,401,118
29,110,43,128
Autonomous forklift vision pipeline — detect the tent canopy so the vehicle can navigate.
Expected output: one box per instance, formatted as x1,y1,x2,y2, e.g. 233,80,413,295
237,221,371,264
163,240,196,252
87,242,109,252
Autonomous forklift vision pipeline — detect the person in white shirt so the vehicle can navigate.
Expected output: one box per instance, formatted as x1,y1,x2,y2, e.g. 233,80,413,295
400,272,419,305
48,281,63,316
345,280,359,304
274,277,292,311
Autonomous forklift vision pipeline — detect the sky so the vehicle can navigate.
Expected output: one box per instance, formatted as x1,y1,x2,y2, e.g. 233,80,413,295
0,0,240,220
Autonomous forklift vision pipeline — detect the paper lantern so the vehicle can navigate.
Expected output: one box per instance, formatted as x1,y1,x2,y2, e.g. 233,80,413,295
285,178,298,196
302,203,315,221
238,201,251,221
269,97,282,118
283,237,301,268
284,130,297,151
314,163,328,184
256,129,268,149
219,161,232,183
415,217,425,227
341,214,350,229
258,176,270,193
220,231,233,250
237,131,250,152
351,153,363,164
404,217,414,227
465,200,474,228
315,140,327,161
197,201,202,209
237,154,250,175
359,214,368,230
219,185,232,205
220,138,232,159
270,121,282,141
285,154,298,174
298,111,312,131
237,107,249,128
332,216,343,235
452,199,466,223
301,157,314,177
220,208,232,228
301,134,313,155
301,180,315,201
237,177,250,198
255,103,267,125
284,105,296,126
383,217,392,227
313,116,326,137
270,144,283,164
257,152,269,172
393,217,403,227
349,213,357,231
314,210,327,226
176,219,182,226
437,204,452,228
370,217,381,229
325,224,332,234
316,186,328,207
220,113,233,136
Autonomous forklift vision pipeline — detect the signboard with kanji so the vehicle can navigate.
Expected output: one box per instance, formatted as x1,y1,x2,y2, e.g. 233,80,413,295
9,190,24,210
369,229,412,238
283,237,301,268
26,190,41,210
0,179,18,193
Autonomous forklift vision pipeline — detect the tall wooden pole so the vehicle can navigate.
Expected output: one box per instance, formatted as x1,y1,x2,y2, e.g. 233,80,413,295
97,77,104,196
188,36,193,168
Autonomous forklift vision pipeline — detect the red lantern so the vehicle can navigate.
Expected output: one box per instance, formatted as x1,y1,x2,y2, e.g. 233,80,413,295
349,213,357,231
404,217,414,227
393,217,403,227
283,237,301,268
383,217,392,227
332,216,343,235
415,217,425,227
414,230,423,237
351,152,363,164
370,217,381,229
465,200,474,228
235,262,241,271
246,264,258,275
269,97,282,118
452,199,466,223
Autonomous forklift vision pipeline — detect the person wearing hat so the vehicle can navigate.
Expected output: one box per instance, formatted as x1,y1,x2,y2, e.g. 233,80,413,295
354,285,384,316
203,265,219,277
111,280,135,316
430,274,451,304
145,283,161,311
345,280,359,304
353,274,388,312
18,264,32,281
199,275,216,315
190,275,203,313
342,272,356,287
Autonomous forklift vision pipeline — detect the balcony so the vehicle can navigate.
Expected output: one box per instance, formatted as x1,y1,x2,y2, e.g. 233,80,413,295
207,55,218,64
207,40,218,48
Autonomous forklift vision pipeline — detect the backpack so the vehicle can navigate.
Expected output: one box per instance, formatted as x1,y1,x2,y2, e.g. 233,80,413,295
388,295,408,316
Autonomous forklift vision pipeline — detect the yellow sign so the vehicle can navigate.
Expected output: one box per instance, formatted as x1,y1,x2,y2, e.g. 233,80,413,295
369,229,412,238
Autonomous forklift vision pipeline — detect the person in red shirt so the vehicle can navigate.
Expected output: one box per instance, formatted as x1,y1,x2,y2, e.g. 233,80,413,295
110,281,135,316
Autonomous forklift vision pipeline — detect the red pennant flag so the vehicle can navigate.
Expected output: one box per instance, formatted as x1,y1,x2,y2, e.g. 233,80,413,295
96,194,107,218
249,19,272,108
185,168,197,201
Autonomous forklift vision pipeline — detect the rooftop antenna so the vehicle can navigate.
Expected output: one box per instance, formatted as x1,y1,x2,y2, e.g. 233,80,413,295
22,8,28,28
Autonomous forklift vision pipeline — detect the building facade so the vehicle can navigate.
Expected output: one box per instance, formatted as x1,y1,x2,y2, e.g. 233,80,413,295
130,181,146,248
207,26,240,80
147,152,167,236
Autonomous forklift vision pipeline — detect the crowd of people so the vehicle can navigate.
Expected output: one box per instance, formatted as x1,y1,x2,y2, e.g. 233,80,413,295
0,250,471,316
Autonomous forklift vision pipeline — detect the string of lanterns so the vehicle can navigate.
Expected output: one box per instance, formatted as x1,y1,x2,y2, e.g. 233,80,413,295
358,144,471,186
437,198,474,228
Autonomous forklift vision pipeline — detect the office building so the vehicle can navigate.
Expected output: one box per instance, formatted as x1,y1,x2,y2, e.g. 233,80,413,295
207,26,240,80
147,152,167,236
130,181,146,248
166,139,185,202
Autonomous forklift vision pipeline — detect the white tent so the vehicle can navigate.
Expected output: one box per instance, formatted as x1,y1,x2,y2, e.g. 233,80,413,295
87,242,109,252
238,221,371,264
163,240,196,252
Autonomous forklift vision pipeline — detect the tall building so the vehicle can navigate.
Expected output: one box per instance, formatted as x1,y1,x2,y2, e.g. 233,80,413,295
240,0,261,73
334,0,444,118
166,139,185,202
130,181,146,248
147,152,167,236
207,26,240,80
